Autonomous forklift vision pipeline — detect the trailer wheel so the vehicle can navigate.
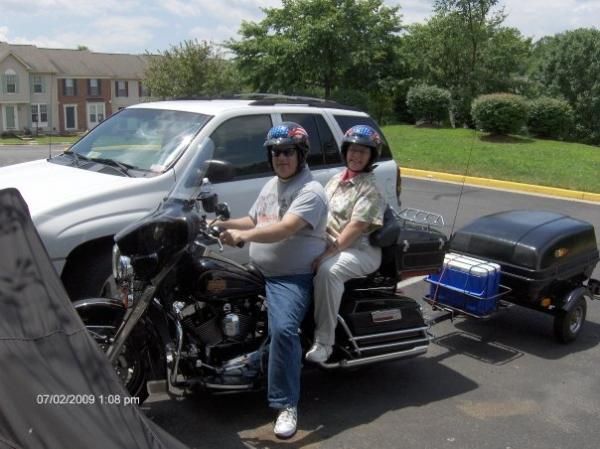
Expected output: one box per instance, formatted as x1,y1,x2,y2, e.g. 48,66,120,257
554,295,587,343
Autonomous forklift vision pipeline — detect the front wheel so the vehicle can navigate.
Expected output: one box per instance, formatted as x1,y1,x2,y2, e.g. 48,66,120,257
76,302,149,403
554,295,587,344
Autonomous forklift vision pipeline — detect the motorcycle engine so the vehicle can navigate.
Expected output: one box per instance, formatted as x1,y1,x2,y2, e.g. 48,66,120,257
180,300,255,346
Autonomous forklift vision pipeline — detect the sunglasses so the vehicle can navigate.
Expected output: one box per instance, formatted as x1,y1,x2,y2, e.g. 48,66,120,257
270,147,297,157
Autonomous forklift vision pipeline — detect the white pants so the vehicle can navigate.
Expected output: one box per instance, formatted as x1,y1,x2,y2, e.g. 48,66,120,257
313,243,381,346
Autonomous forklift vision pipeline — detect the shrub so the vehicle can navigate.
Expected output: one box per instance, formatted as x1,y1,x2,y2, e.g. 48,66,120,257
406,84,451,125
471,93,528,135
527,97,574,139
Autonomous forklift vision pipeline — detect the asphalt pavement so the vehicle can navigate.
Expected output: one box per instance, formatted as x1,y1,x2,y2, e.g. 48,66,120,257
2,145,600,449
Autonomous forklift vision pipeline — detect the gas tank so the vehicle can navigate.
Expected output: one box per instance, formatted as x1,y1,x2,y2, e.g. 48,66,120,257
192,251,265,301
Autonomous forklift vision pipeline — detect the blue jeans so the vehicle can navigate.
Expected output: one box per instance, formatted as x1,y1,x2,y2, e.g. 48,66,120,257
265,273,313,409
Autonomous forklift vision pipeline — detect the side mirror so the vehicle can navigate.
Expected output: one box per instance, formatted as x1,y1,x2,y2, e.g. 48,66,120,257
204,159,235,184
215,202,230,220
200,193,218,213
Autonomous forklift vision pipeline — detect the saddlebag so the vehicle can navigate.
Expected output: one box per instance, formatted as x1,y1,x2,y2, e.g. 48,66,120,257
449,210,599,304
371,208,448,280
340,291,426,336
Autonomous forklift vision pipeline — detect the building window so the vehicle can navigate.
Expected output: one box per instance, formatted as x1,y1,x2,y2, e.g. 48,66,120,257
116,80,128,97
64,78,77,96
31,104,48,127
139,82,150,97
33,75,44,93
88,79,101,96
4,70,17,94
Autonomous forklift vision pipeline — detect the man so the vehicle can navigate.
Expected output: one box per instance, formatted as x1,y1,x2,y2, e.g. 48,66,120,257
219,122,328,439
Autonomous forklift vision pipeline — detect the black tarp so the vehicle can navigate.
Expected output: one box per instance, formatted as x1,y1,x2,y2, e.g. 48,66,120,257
0,188,189,449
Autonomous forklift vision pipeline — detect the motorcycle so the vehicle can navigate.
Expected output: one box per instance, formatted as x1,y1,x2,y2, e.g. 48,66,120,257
74,137,445,402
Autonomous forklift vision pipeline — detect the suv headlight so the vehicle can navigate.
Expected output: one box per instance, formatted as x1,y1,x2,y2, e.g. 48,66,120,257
112,244,133,281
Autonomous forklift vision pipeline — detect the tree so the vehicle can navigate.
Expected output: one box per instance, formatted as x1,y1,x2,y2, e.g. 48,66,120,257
227,0,402,98
143,40,242,99
531,29,600,144
402,0,530,124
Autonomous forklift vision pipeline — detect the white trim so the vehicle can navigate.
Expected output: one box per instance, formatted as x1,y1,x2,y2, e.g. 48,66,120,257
31,103,48,128
86,102,105,130
2,104,19,130
63,104,78,130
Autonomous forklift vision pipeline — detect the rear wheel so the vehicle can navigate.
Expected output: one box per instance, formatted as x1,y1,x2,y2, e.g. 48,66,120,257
554,295,587,343
77,304,149,403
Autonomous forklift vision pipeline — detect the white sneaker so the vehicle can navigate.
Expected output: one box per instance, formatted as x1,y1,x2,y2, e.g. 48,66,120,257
305,342,332,363
274,406,297,439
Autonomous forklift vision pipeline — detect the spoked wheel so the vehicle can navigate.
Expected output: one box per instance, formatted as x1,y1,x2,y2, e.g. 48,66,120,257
78,305,149,403
554,295,587,344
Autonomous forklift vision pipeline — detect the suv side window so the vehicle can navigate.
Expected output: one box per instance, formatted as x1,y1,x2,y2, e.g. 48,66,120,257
210,115,273,180
282,113,341,167
333,115,392,159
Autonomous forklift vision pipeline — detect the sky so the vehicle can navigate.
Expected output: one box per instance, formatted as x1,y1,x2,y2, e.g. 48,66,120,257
0,0,599,55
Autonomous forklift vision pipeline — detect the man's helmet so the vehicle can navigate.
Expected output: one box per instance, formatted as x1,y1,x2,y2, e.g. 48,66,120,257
341,125,382,172
264,122,310,172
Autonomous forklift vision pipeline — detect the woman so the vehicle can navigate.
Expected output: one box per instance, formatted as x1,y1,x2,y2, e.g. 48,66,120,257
306,125,386,363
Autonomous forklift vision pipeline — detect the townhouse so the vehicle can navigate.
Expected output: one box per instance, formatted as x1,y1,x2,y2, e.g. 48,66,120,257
0,42,152,135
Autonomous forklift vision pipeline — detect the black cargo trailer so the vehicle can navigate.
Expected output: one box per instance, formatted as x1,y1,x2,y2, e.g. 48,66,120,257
436,210,600,342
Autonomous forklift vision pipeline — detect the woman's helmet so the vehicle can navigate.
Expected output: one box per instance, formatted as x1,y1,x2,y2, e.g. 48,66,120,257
341,125,382,172
264,122,310,172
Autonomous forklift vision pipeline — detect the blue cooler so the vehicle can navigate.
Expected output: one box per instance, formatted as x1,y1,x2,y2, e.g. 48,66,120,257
428,253,501,316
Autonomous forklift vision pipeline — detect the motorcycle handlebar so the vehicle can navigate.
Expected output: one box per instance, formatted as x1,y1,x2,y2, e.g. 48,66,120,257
206,224,245,248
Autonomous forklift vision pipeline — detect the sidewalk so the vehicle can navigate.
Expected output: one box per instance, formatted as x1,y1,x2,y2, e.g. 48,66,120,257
403,167,600,204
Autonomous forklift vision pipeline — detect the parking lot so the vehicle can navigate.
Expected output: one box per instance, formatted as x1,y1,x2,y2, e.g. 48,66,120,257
3,148,600,449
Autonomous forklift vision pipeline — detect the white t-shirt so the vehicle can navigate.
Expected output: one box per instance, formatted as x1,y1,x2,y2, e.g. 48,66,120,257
249,166,328,277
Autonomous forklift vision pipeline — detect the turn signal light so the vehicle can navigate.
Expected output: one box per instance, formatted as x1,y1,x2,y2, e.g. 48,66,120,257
540,297,552,308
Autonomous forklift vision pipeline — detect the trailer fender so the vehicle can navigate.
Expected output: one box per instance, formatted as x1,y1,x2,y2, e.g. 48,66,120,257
560,286,590,312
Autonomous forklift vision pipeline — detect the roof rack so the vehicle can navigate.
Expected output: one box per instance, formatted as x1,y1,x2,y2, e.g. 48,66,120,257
166,93,363,111
234,93,362,111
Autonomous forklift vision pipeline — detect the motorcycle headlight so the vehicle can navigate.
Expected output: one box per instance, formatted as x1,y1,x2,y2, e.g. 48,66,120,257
112,244,134,281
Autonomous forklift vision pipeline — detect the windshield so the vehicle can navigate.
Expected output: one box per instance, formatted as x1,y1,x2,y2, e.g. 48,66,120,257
166,136,216,203
67,108,211,173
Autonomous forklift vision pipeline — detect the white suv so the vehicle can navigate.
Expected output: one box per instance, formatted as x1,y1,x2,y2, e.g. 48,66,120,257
0,97,401,299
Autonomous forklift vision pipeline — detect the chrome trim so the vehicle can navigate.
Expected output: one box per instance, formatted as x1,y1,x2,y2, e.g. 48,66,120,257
337,315,361,355
350,326,429,342
170,319,184,385
356,336,430,352
204,383,254,391
320,345,429,369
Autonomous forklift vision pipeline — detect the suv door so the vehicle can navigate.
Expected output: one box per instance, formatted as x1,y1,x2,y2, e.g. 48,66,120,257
208,114,273,260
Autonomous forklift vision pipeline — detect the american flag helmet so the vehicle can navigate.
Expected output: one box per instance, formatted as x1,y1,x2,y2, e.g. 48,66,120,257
341,124,383,171
264,122,310,171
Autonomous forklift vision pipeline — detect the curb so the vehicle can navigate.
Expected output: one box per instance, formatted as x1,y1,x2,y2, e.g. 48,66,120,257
402,168,600,204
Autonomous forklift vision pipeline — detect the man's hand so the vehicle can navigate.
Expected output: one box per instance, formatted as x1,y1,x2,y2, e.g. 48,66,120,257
220,229,246,247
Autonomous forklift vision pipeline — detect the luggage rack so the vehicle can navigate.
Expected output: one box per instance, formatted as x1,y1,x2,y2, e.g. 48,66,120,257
396,208,445,228
423,279,513,320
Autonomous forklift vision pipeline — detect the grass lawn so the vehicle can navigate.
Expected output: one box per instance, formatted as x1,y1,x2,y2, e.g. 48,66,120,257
383,124,600,193
0,135,80,145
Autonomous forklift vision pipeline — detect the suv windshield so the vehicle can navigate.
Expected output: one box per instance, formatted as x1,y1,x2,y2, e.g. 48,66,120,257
65,108,211,174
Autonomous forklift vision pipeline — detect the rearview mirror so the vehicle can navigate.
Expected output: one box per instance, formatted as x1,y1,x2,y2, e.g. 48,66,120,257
204,159,235,184
200,193,218,213
215,202,230,220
